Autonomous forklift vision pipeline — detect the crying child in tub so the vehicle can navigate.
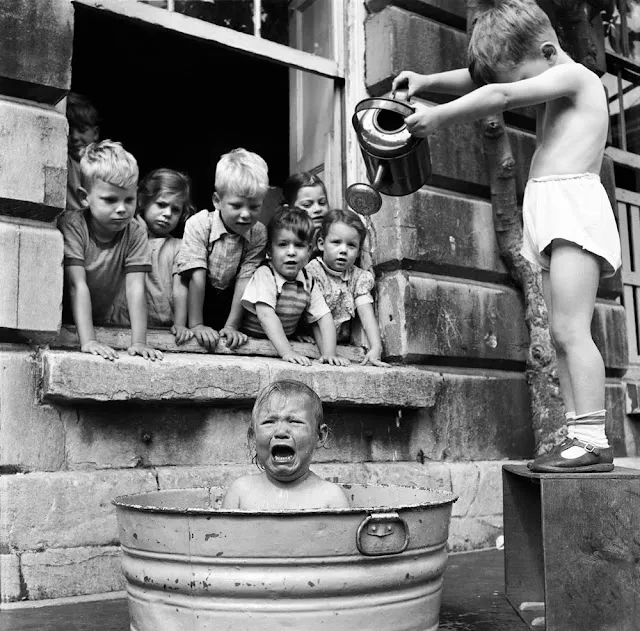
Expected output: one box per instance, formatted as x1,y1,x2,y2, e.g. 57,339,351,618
221,380,350,510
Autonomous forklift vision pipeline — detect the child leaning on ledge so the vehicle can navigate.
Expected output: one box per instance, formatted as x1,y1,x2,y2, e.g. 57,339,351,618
57,140,162,362
175,148,269,352
240,208,350,367
392,0,621,473
221,380,350,510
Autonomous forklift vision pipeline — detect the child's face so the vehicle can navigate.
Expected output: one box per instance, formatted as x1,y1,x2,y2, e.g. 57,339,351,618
254,395,327,484
143,193,183,238
214,191,264,236
318,222,361,273
80,178,136,238
68,125,99,162
270,228,311,280
293,185,328,230
496,52,552,83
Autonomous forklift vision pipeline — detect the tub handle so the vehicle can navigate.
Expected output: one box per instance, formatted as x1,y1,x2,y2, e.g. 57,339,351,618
356,512,410,556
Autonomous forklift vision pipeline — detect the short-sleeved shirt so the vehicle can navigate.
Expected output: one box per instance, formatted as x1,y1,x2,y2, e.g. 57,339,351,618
108,220,181,327
58,209,151,324
240,263,330,338
175,209,267,290
305,258,374,341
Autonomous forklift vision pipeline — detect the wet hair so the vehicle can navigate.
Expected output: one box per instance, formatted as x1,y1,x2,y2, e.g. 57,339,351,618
66,92,101,132
136,168,196,236
467,0,555,85
249,380,324,440
215,148,269,198
281,172,328,207
319,208,367,248
80,140,138,190
267,207,315,246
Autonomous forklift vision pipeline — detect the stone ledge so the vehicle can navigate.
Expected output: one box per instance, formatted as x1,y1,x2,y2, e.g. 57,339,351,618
28,325,365,362
39,350,441,408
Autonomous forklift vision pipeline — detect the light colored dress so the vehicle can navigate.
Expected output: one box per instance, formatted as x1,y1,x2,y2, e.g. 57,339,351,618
305,258,374,342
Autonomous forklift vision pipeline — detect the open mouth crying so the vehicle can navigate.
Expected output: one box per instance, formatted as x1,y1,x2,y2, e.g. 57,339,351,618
271,444,296,463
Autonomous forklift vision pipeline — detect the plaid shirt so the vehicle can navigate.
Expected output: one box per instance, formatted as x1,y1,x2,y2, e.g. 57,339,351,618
175,209,267,290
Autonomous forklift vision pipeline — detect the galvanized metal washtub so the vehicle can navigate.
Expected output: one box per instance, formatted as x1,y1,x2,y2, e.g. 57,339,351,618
113,483,458,631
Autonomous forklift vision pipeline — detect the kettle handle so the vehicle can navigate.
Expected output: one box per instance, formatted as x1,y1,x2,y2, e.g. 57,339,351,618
353,98,415,119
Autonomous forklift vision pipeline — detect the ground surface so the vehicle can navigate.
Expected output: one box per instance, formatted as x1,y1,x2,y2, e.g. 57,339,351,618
1,549,526,631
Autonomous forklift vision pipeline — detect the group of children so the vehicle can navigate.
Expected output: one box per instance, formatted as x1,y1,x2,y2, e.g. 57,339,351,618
59,97,387,366
60,0,622,510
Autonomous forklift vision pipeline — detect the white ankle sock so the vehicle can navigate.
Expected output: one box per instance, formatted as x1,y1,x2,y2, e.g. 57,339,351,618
565,411,576,439
562,409,609,458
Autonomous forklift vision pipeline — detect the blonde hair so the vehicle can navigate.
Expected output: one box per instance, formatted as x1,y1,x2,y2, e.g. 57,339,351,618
468,0,556,85
80,140,139,190
215,148,269,198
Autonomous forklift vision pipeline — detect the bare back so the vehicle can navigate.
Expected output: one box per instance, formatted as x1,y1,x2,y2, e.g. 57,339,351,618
530,65,608,178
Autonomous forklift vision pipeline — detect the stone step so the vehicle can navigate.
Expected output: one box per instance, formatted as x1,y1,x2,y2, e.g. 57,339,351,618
39,349,439,408
28,325,365,362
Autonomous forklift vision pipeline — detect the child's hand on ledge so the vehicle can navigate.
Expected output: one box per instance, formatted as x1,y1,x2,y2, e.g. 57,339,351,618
128,343,163,361
361,349,390,368
319,355,350,367
81,340,119,361
282,352,312,366
219,326,248,350
190,324,219,351
171,324,194,345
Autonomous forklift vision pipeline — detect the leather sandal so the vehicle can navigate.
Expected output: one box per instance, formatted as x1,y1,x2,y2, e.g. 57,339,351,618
527,438,614,473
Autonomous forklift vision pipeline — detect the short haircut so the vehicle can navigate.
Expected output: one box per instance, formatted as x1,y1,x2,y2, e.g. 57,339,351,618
467,0,555,85
215,148,269,198
66,92,100,131
282,171,328,207
137,168,196,235
251,380,324,436
267,207,315,246
80,140,139,190
320,208,367,247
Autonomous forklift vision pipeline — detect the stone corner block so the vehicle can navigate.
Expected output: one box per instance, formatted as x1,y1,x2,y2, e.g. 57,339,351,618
20,546,124,601
40,350,442,408
0,553,22,603
0,100,68,219
0,218,63,332
0,0,74,104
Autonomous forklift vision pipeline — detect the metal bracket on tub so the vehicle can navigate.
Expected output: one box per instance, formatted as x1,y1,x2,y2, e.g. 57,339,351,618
356,512,410,556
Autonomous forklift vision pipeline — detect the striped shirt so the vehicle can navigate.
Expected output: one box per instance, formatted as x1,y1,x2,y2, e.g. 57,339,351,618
175,209,267,289
240,263,330,338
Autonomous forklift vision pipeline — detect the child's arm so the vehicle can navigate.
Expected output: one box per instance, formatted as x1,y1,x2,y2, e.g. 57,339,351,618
171,273,193,345
255,303,312,366
219,278,249,350
313,313,349,366
392,68,477,98
126,272,163,361
356,303,389,367
66,266,118,361
404,64,587,138
187,269,219,351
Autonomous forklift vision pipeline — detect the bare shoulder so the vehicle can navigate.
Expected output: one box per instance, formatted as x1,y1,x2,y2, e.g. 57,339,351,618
220,474,262,509
308,473,351,509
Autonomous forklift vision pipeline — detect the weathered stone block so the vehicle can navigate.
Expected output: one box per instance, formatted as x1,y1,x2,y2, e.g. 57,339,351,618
0,100,67,220
0,219,63,332
0,347,66,472
40,351,441,408
366,6,466,94
0,0,73,104
377,271,629,371
410,369,533,460
373,187,507,279
0,553,22,602
20,547,124,601
366,0,466,26
1,470,157,551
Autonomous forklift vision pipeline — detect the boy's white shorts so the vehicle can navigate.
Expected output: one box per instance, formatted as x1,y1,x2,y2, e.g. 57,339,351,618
520,173,622,278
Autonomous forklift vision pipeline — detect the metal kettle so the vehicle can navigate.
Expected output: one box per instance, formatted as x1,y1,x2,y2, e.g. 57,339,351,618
346,94,432,215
